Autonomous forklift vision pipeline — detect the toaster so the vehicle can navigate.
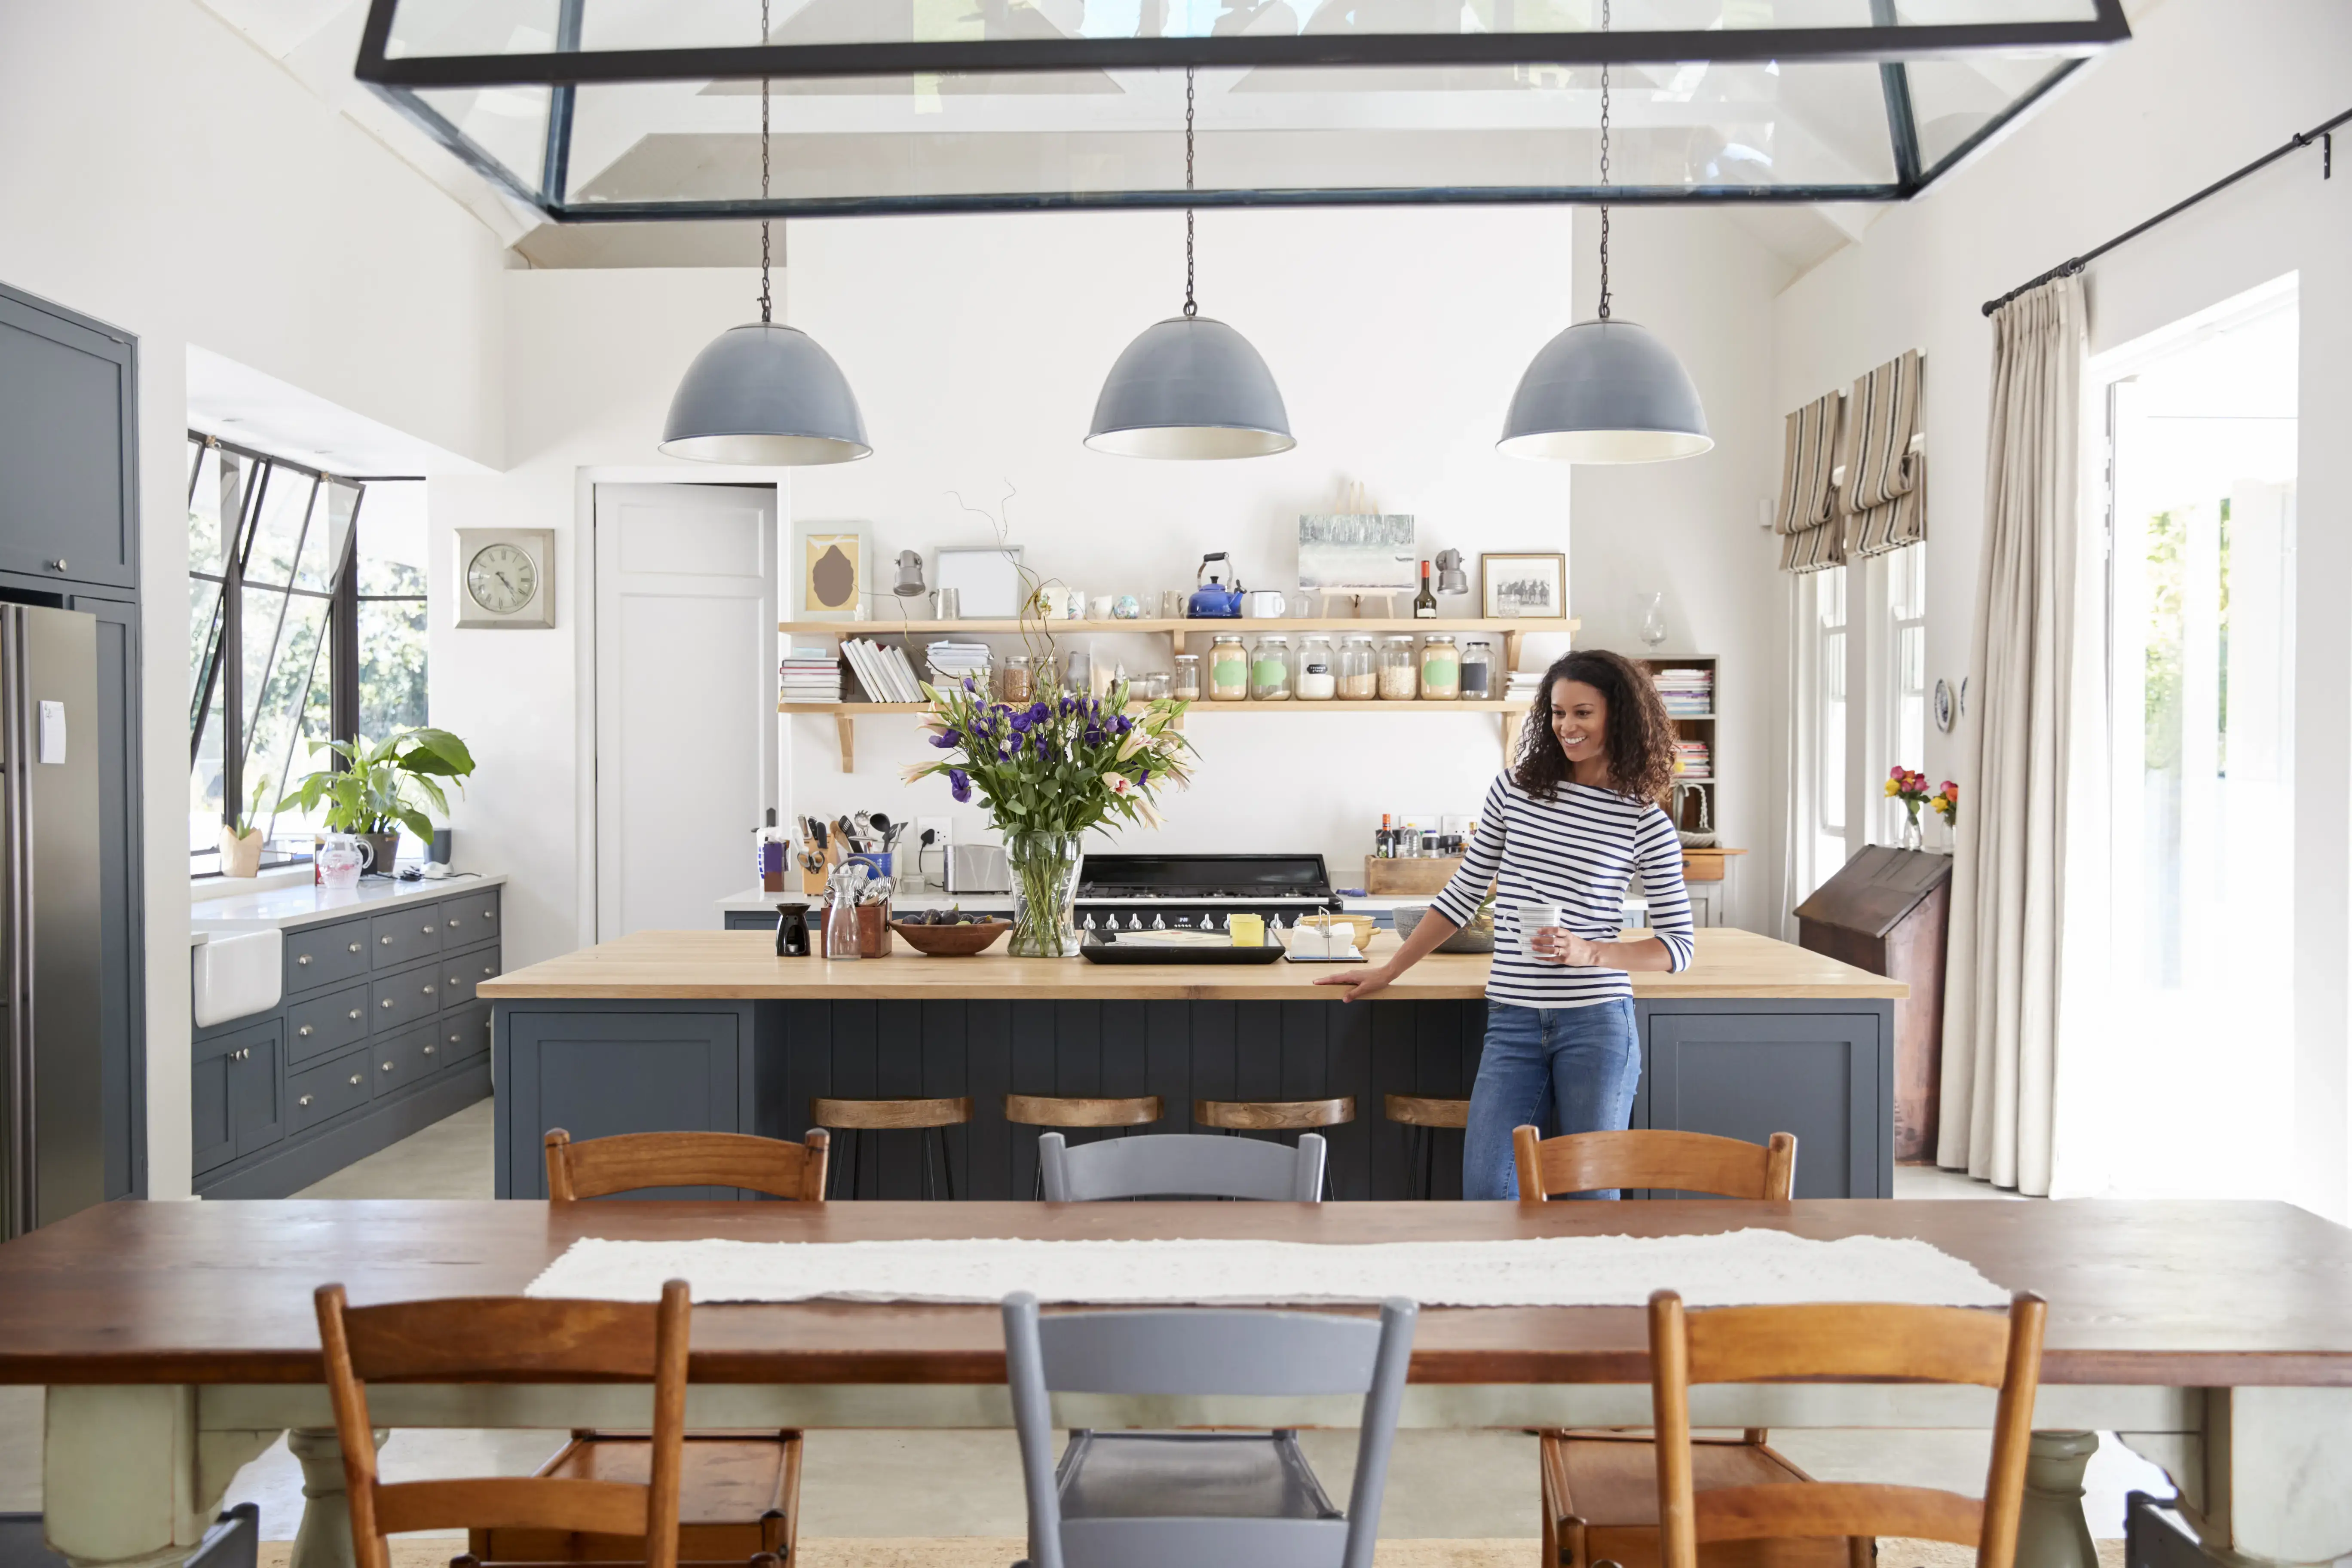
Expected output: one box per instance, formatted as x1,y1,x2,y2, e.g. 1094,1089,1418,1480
945,842,1011,894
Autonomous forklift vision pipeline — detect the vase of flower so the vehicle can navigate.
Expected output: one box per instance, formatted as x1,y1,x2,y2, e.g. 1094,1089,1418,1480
1886,766,1933,851
1006,830,1086,957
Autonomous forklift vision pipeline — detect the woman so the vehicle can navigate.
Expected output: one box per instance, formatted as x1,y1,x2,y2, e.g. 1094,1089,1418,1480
1315,649,1694,1198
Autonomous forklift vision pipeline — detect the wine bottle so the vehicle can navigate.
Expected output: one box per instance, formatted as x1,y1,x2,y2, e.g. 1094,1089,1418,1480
1378,814,1393,858
1413,560,1438,619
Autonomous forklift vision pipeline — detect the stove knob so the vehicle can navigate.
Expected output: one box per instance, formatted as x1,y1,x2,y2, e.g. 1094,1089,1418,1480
1150,912,1167,930
1127,913,1143,931
1080,912,1096,931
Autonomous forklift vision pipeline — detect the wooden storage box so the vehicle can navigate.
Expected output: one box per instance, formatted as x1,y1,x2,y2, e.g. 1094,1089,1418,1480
818,902,895,958
1793,846,1951,1163
1364,856,1464,896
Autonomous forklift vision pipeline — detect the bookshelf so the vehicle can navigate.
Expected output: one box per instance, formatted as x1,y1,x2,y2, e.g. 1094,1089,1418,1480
1638,654,1740,926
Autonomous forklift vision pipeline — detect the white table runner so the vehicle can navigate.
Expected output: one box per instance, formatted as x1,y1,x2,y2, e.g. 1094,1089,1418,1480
526,1229,2010,1308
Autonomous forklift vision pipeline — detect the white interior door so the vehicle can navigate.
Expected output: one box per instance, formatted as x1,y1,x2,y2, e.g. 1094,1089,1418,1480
594,482,777,940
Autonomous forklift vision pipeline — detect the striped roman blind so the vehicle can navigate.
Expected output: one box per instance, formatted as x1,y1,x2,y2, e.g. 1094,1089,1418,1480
1774,388,1847,573
1842,349,1926,558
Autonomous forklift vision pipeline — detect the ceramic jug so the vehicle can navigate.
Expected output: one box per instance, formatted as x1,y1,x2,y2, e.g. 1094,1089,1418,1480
317,833,373,889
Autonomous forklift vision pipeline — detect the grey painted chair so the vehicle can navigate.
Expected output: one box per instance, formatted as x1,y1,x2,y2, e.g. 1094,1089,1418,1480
1002,1290,1418,1568
1038,1131,1326,1201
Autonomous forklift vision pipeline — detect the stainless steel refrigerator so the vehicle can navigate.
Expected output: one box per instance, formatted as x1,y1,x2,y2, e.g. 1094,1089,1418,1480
1,604,103,1239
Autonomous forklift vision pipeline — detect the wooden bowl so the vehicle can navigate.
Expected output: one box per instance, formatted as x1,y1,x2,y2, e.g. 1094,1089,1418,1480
1393,905,1496,954
889,918,1012,956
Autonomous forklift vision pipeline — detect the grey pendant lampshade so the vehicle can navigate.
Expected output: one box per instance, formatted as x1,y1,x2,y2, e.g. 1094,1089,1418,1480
1086,315,1295,460
1498,318,1712,464
659,322,872,466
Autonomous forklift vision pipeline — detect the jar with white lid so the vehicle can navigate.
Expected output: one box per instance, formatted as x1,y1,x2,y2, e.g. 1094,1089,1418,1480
1378,635,1419,700
1172,652,1203,702
1338,635,1378,699
1295,635,1337,701
1207,634,1250,701
1419,634,1461,700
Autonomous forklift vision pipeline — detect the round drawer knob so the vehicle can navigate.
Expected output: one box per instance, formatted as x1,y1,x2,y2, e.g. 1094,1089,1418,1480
380,998,393,1010
485,911,495,920
422,924,435,934
380,936,392,946
47,558,67,571
423,1045,435,1056
349,1075,362,1086
348,1009,361,1021
299,1095,314,1108
449,1032,461,1044
296,954,312,966
483,965,494,976
349,942,362,953
298,1025,314,1037
381,1061,393,1072
422,984,436,995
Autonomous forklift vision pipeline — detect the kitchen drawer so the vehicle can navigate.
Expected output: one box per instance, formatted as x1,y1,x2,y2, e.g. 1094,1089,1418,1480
289,1047,373,1134
438,1001,493,1071
437,888,500,947
368,1021,438,1099
438,943,501,1009
369,962,443,1035
287,918,371,993
370,906,446,970
287,983,370,1067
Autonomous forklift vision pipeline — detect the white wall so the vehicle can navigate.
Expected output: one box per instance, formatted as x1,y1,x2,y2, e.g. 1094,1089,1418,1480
0,0,509,1197
1768,0,2352,1210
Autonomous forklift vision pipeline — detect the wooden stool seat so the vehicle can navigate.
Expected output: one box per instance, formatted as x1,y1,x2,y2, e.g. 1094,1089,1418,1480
1382,1094,1469,1129
1194,1097,1354,1131
1005,1094,1162,1128
1384,1095,1470,1200
1542,1433,1851,1568
810,1097,974,1199
474,1432,802,1566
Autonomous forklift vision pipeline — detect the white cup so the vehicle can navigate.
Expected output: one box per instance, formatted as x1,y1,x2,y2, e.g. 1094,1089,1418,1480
1515,902,1567,959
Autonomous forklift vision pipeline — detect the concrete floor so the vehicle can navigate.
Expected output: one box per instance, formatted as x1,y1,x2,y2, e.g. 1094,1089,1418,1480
0,1107,2165,1542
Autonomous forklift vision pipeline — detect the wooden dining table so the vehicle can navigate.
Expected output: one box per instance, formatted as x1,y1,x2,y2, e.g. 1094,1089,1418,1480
4,1197,2350,1568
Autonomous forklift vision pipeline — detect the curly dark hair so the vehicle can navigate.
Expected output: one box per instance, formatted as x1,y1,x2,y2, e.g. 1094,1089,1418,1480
1511,648,1678,805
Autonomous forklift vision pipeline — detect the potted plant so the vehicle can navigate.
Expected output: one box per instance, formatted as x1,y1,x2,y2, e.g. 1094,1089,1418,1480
219,777,269,879
279,728,475,875
903,677,1194,956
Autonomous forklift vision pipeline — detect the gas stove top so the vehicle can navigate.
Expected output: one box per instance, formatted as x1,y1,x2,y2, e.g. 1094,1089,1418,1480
1073,853,1340,934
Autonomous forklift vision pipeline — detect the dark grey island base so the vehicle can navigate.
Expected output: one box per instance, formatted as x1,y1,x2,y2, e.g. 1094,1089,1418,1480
492,992,1895,1201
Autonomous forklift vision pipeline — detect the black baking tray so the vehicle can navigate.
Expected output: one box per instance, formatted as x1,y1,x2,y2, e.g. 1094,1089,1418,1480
1080,935,1288,965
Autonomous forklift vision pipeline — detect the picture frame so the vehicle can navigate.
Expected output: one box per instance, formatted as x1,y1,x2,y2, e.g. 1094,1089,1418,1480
453,527,555,629
933,545,1025,619
1479,552,1567,619
1297,513,1416,592
791,520,871,621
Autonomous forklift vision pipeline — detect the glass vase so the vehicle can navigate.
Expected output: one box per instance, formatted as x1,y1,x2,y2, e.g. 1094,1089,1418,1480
1006,830,1084,957
1899,802,1924,852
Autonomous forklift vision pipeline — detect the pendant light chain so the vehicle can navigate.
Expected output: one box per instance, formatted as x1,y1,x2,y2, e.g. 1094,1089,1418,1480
1596,0,1612,321
1183,64,1198,318
758,0,773,324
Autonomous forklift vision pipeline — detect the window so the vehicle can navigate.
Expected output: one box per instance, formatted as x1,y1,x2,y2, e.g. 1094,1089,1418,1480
1813,565,1849,871
186,435,429,875
1882,543,1929,840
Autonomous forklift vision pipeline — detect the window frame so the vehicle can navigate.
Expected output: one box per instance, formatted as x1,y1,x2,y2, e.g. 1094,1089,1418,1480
1878,542,1929,841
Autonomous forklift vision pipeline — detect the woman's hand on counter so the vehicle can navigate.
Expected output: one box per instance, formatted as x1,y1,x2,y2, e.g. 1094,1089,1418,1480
1313,963,1397,1002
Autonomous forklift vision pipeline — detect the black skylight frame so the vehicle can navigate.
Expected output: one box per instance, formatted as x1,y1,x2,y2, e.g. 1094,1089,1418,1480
353,0,2131,222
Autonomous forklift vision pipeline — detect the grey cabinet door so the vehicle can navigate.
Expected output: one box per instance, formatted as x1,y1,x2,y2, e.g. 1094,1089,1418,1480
502,1009,747,1198
68,594,143,1197
0,287,136,589
1640,1007,1891,1199
230,1029,285,1158
190,1054,234,1176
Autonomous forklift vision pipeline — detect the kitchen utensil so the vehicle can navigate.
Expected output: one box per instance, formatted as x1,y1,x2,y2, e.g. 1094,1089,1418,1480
870,810,895,849
889,918,1012,957
1187,553,1244,618
1241,589,1288,618
859,875,895,905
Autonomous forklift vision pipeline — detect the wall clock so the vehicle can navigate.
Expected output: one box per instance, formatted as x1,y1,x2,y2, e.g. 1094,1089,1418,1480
454,528,555,629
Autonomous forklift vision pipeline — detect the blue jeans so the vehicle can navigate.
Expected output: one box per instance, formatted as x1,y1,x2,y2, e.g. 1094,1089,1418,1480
1462,999,1641,1200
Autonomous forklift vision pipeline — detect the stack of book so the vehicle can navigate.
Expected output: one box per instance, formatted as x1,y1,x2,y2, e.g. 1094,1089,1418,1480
925,641,992,689
1652,667,1715,717
1505,670,1548,703
779,646,843,704
1674,738,1713,780
840,638,927,703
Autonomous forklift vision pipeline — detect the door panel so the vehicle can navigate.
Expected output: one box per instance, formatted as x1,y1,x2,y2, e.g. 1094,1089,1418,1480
1642,1008,1886,1198
593,484,776,941
69,596,143,1200
190,1053,234,1175
230,1031,284,1158
0,288,136,589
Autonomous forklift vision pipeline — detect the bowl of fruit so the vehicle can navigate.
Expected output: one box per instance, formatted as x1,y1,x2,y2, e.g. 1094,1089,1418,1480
888,909,1014,956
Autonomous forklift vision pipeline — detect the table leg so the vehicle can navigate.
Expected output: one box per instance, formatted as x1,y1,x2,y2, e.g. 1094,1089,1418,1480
287,1427,386,1568
2209,1386,2352,1564
42,1387,278,1568
2015,1430,2100,1568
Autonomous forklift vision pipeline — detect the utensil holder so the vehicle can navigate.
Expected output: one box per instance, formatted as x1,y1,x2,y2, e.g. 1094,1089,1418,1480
820,901,894,958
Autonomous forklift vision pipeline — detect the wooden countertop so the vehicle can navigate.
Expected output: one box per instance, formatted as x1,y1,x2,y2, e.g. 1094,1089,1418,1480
482,926,1906,1002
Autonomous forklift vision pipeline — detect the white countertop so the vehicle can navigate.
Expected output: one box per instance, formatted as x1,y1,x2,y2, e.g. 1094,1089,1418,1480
191,872,507,937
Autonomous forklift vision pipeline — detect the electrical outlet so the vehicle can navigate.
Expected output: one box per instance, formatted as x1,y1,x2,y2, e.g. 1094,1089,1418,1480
915,816,954,891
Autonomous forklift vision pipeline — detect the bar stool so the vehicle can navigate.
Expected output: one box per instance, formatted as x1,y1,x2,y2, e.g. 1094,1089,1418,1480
1006,1094,1162,1195
1383,1094,1470,1200
1194,1098,1354,1198
810,1096,973,1199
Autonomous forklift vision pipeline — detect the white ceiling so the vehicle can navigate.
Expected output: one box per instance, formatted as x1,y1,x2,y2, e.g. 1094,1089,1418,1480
187,345,491,475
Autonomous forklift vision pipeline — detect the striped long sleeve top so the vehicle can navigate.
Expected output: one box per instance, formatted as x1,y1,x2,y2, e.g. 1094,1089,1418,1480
1429,772,1697,1009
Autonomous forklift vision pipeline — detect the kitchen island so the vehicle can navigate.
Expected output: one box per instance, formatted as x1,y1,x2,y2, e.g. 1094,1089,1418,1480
482,928,1904,1200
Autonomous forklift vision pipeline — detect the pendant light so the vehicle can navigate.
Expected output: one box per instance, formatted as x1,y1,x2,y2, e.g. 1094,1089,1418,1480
1499,2,1711,465
1087,67,1294,460
661,0,870,466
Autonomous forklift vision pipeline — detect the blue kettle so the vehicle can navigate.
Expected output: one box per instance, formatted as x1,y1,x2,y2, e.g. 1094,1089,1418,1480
1186,552,1244,619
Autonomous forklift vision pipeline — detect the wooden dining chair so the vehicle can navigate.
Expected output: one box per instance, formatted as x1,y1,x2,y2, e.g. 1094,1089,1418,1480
545,1127,830,1202
314,1278,704,1568
1650,1290,2049,1568
1516,1126,1811,1568
530,1129,828,1568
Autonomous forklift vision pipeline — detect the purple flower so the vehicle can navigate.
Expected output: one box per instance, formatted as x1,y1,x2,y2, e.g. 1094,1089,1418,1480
1010,710,1034,733
1137,766,1151,787
1084,726,1103,747
947,768,971,803
928,727,960,749
962,676,976,692
1114,715,1133,735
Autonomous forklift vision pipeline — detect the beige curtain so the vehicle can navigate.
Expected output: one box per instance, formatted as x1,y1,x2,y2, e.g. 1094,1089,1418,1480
1775,389,1847,573
1939,277,2088,1193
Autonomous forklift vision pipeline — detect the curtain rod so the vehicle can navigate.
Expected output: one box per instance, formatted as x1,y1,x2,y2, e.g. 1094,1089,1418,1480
1981,104,2349,317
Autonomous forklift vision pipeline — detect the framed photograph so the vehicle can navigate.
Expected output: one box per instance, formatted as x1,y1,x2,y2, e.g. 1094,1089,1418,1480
933,545,1025,618
454,528,555,629
790,521,870,621
1297,514,1416,592
1480,552,1567,619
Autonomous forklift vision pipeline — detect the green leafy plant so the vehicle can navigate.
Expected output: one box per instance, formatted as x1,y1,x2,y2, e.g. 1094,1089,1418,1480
278,728,475,842
227,775,270,841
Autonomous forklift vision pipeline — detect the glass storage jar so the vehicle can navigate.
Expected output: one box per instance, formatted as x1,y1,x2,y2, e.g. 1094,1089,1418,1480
1207,634,1250,701
1419,635,1461,700
998,653,1033,704
1295,635,1337,700
1378,635,1419,700
1251,635,1293,701
1172,653,1202,701
1338,635,1378,699
1460,638,1494,699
